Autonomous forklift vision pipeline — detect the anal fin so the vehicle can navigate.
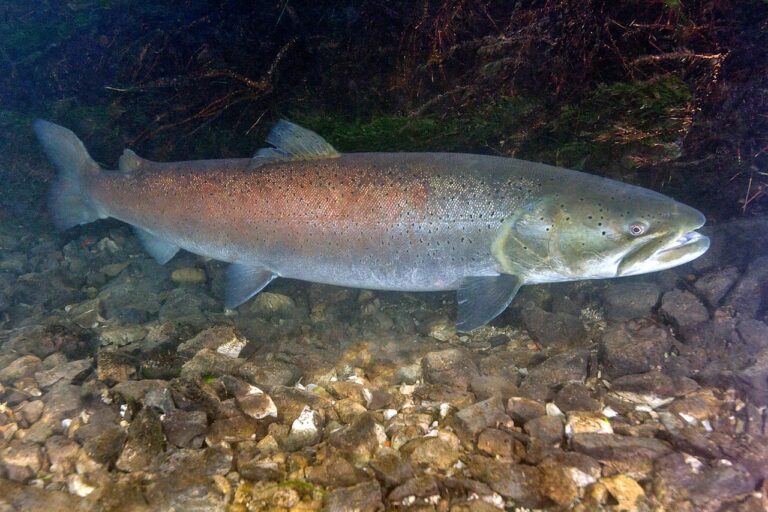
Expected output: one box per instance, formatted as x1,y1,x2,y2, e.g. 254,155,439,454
134,227,180,264
456,274,522,333
225,263,277,309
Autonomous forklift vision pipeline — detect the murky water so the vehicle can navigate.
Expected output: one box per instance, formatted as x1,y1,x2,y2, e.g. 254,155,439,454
2,2,768,511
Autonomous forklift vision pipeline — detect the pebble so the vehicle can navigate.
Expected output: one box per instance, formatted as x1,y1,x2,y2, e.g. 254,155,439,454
171,267,207,284
565,411,613,436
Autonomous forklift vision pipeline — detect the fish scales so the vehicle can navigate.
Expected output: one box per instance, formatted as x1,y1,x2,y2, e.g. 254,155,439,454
89,153,538,291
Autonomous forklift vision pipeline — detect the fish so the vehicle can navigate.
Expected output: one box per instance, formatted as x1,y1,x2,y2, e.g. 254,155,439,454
33,119,710,332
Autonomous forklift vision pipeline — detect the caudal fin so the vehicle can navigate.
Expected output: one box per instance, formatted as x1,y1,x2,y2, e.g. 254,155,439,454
33,120,103,230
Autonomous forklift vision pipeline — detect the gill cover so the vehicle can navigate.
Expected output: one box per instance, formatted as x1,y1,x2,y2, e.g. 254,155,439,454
491,197,562,277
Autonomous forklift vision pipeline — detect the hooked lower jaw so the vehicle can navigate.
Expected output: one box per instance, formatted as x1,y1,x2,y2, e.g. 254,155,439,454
617,229,710,277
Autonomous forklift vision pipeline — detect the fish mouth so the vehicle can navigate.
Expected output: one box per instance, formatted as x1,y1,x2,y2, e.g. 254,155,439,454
658,230,708,255
618,229,710,277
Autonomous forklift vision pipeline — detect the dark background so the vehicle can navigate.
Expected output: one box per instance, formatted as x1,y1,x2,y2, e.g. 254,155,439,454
1,0,767,222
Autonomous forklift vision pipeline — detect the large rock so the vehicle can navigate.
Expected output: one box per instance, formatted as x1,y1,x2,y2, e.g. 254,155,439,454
453,397,512,448
600,319,673,378
467,455,545,508
524,350,589,388
601,280,661,322
694,266,740,306
421,348,479,390
725,256,768,318
521,306,587,347
660,290,709,328
652,452,756,511
115,407,165,472
570,433,671,479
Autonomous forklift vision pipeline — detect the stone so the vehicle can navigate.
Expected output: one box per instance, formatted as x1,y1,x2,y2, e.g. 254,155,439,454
18,400,44,424
570,433,672,479
96,350,138,383
600,319,673,378
521,306,587,347
171,267,206,284
467,456,545,508
400,430,461,470
652,452,756,511
334,398,368,423
453,396,513,447
111,379,169,403
0,355,42,384
177,326,247,356
236,387,277,420
238,358,302,387
506,396,546,424
524,350,588,388
163,409,208,448
725,256,768,318
250,292,296,319
601,280,661,322
329,413,386,465
661,290,709,328
611,371,696,408
735,346,768,405
0,477,88,510
283,406,322,450
565,411,613,436
694,266,740,306
324,481,383,512
388,476,440,505
421,348,479,389
477,428,524,461
45,435,81,476
601,474,646,510
737,319,768,351
469,374,518,401
523,415,564,445
206,415,263,445
115,407,165,472
34,358,92,388
554,382,601,412
305,452,366,487
1,441,43,482
238,459,283,481
369,447,414,487
538,457,580,507
83,425,126,465
180,348,245,379
99,325,147,347
158,288,215,328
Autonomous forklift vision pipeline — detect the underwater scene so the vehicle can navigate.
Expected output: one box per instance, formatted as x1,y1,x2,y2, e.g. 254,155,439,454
1,1,767,511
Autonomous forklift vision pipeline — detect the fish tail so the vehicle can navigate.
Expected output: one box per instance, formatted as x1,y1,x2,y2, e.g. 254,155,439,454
33,120,103,230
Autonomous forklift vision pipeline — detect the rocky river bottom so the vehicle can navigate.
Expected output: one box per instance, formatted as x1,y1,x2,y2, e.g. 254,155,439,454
0,215,766,511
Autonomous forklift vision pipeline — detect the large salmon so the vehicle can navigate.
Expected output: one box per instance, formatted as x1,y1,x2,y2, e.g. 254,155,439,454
34,120,709,331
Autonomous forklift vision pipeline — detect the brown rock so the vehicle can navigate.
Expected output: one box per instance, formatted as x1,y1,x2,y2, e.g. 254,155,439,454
571,433,672,479
453,397,512,448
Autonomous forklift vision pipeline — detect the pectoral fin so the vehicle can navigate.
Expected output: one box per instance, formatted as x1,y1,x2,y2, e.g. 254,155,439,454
456,274,522,332
134,227,179,264
225,263,277,309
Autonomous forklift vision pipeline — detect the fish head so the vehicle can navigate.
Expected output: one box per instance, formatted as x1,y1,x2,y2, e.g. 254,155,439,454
492,178,710,282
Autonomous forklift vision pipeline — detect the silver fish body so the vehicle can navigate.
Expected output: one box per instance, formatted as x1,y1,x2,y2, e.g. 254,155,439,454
34,120,709,331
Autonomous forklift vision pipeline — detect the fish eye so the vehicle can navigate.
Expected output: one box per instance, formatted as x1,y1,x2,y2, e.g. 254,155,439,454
628,222,646,236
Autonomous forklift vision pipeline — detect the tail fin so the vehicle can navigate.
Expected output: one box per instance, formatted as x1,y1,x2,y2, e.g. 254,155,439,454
33,120,103,230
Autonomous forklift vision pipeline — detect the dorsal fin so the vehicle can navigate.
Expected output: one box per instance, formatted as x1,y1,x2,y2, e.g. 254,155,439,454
119,149,147,173
250,120,340,168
